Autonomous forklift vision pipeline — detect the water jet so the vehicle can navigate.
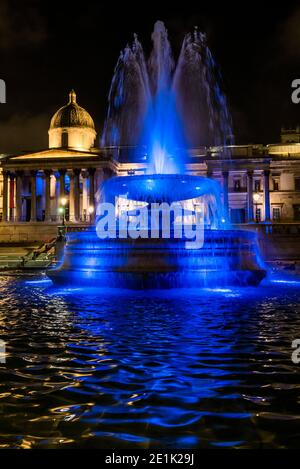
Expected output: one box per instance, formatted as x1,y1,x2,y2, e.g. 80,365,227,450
48,21,266,288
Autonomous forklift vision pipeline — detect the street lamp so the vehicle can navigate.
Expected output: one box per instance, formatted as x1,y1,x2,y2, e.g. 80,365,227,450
61,197,67,207
88,205,94,223
253,192,260,223
59,197,68,226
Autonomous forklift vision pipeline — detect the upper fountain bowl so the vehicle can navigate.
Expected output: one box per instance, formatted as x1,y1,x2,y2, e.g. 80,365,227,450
102,174,221,204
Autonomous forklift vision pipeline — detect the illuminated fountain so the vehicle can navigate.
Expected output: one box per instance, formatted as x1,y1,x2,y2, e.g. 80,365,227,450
48,22,266,288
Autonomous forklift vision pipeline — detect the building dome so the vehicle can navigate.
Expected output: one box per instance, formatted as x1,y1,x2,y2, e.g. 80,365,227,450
50,90,95,130
48,90,96,151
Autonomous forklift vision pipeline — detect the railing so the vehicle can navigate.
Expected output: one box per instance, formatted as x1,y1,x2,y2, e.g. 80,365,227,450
235,223,300,235
0,215,94,223
66,225,93,233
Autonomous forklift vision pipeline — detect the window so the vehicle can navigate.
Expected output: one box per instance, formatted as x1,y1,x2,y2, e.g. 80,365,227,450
234,179,241,191
273,178,279,191
64,174,70,195
293,205,300,221
295,178,300,191
254,180,261,192
62,131,68,148
273,207,281,221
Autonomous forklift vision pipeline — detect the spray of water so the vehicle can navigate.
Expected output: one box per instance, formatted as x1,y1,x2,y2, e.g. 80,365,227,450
101,20,233,173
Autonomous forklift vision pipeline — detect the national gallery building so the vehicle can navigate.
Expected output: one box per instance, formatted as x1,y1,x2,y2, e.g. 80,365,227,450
0,90,300,241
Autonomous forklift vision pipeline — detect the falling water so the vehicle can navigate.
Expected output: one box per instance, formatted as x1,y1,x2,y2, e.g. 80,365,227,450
101,21,234,173
173,27,234,149
100,34,150,149
48,22,266,290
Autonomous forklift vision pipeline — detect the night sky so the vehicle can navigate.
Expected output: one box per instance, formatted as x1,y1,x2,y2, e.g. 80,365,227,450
0,0,300,153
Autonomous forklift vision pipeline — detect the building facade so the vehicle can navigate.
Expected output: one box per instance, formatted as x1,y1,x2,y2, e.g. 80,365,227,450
0,91,117,229
0,91,300,242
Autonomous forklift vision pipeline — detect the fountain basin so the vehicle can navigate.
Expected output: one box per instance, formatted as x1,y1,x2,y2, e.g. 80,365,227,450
103,174,221,204
47,228,266,288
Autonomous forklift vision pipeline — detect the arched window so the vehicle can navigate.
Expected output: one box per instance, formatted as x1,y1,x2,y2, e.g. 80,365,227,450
61,131,68,148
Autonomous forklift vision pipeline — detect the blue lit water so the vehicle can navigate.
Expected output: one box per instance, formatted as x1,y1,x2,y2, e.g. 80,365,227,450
102,21,233,156
0,273,300,448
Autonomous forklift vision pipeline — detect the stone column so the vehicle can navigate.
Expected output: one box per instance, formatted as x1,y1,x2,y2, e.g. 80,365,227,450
54,173,60,221
247,170,254,222
88,168,96,222
222,171,229,220
264,169,271,221
30,170,37,222
69,172,75,222
2,170,9,222
44,170,52,222
82,173,88,221
9,173,15,221
59,169,66,199
15,171,23,222
73,169,81,222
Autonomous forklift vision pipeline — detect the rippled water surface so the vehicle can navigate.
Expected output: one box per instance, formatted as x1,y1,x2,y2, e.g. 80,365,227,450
0,273,300,448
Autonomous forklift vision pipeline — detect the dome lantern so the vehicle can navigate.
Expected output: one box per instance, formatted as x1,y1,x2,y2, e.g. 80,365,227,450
69,89,77,104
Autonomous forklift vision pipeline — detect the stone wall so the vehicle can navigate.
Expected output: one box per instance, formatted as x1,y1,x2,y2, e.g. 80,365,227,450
0,223,59,243
236,224,300,261
259,234,300,261
0,223,300,262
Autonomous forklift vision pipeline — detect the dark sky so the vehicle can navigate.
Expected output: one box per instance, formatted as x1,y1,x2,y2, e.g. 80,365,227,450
0,0,300,153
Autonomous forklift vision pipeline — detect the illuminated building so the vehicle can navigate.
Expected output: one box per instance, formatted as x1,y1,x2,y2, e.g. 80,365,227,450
0,91,300,242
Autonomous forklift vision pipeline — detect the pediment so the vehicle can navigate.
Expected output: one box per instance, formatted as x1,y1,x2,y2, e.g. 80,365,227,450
6,148,99,161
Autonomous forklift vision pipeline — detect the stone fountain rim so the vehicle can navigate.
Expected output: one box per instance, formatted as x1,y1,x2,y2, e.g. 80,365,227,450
102,173,219,203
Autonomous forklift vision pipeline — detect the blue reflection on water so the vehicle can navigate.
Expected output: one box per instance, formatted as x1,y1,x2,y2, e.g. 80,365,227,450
0,272,300,448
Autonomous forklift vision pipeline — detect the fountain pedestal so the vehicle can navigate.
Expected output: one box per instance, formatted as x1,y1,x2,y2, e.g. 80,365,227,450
48,228,266,288
48,174,266,288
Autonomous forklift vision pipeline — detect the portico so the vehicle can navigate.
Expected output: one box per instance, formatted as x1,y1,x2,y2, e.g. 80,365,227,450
1,149,116,224
0,90,117,229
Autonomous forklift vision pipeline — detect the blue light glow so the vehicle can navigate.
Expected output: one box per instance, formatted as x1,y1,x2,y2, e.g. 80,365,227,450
141,90,187,174
271,279,300,285
47,21,265,290
25,279,53,286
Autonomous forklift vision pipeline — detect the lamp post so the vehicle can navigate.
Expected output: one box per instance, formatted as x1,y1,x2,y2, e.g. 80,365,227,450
59,197,68,226
88,205,95,223
253,192,260,223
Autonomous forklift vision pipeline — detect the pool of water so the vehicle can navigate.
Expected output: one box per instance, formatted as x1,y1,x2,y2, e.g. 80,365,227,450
0,272,300,449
